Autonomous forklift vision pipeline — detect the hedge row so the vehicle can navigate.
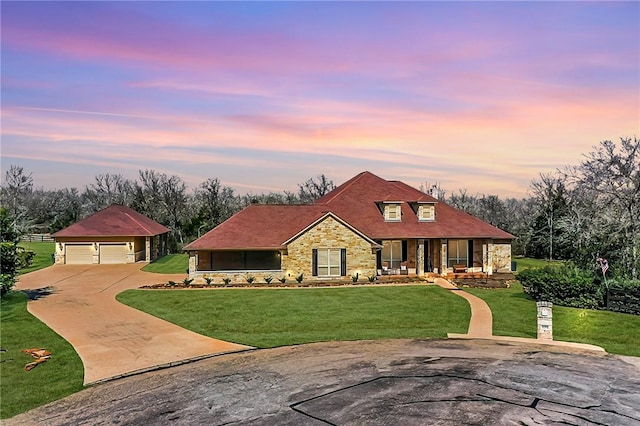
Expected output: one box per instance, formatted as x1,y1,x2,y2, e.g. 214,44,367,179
517,265,640,313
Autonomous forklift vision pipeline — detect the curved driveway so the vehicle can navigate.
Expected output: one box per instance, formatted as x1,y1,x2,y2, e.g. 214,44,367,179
15,264,251,384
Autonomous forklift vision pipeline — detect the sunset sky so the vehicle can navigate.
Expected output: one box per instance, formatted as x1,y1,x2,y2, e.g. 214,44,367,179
1,1,638,198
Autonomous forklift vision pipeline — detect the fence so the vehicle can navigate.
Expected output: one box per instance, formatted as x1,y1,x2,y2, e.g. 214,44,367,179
21,234,55,243
606,288,640,315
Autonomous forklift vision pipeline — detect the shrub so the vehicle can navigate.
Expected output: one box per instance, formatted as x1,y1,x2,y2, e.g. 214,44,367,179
518,264,603,309
368,274,376,283
245,275,256,284
278,276,287,284
352,273,359,283
183,278,194,286
264,275,273,284
222,277,232,285
204,277,214,286
295,273,304,283
167,280,177,287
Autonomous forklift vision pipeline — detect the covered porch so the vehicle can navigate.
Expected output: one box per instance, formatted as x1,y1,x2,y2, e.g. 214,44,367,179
376,238,511,277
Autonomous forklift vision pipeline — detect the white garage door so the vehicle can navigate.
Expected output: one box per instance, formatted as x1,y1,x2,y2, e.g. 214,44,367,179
65,244,94,265
99,244,128,264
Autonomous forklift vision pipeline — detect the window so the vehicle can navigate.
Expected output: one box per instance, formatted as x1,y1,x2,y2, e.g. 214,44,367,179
211,251,281,271
381,240,403,270
447,240,473,267
418,204,435,221
384,204,401,221
313,248,346,277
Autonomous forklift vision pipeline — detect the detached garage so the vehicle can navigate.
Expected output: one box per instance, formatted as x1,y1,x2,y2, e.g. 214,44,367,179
53,204,169,265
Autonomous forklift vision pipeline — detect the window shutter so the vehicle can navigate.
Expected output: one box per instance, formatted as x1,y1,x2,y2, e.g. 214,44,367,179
376,247,382,269
312,249,318,276
402,240,408,261
467,240,474,267
340,249,346,276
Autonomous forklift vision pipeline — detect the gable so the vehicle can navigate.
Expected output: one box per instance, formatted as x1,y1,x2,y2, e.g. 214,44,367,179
316,171,513,240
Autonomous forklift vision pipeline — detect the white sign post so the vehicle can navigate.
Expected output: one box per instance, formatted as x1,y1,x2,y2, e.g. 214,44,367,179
536,301,553,340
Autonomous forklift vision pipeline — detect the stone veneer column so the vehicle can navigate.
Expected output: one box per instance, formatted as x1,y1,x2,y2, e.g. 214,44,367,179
417,239,425,276
440,239,447,275
145,237,151,262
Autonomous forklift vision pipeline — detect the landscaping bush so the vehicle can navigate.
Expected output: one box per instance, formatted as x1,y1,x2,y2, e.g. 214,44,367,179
518,264,604,309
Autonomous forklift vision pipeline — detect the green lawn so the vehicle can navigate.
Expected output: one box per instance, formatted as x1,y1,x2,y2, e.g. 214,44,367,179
117,285,471,348
513,257,564,271
466,282,640,356
0,292,84,419
18,242,55,275
141,253,189,274
466,283,537,338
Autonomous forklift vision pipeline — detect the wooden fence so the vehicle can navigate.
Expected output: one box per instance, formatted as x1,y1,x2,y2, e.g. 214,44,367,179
606,288,640,315
21,234,55,243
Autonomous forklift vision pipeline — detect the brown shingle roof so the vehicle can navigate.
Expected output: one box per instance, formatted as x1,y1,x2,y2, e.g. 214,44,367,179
185,171,513,250
184,204,328,250
317,171,514,240
52,204,169,237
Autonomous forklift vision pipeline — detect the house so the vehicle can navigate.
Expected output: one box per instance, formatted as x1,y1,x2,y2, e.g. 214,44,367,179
184,171,513,282
52,204,169,264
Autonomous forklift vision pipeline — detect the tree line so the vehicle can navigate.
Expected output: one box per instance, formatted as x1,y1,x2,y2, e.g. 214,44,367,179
2,137,638,278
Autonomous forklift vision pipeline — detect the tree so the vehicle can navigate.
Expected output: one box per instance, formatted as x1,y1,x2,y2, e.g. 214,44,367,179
83,173,134,213
529,173,570,261
1,165,34,232
565,137,640,279
133,170,191,250
1,208,21,297
297,174,335,204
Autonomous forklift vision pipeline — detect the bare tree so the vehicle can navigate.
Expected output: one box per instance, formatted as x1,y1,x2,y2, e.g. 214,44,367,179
83,173,134,213
297,174,335,204
565,137,640,279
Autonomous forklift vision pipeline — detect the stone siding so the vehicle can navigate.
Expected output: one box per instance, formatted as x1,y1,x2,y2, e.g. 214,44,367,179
492,240,512,272
284,216,377,280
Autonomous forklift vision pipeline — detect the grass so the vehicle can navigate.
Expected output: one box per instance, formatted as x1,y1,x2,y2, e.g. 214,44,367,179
513,257,564,271
466,282,640,356
554,306,640,357
141,253,189,274
466,283,537,338
0,292,84,419
17,242,55,275
117,285,471,348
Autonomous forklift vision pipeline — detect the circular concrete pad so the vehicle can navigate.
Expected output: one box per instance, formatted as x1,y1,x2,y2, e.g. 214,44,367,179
7,339,640,425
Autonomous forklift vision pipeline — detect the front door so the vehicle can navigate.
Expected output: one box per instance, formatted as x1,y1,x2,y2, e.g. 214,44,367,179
424,240,433,272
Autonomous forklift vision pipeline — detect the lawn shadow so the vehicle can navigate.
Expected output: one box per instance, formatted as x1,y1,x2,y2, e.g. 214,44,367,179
20,287,56,300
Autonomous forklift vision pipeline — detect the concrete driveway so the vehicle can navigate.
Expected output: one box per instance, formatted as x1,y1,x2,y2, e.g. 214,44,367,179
6,339,640,425
15,264,251,384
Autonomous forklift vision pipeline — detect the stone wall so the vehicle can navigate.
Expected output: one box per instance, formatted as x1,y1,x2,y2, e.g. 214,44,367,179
283,216,376,280
492,240,512,272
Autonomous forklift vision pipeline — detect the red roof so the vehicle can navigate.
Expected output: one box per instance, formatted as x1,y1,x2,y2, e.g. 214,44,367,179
317,172,514,240
53,204,169,237
184,204,328,250
185,171,513,250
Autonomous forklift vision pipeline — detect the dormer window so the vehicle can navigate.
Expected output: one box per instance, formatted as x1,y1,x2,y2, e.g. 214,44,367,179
418,204,435,221
384,203,401,222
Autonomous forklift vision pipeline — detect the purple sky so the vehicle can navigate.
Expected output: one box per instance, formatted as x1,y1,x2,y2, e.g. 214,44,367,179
1,1,638,197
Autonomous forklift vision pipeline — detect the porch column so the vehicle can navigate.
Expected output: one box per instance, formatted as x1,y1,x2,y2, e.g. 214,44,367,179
145,236,151,262
440,239,447,275
417,239,425,276
188,251,198,278
484,240,494,275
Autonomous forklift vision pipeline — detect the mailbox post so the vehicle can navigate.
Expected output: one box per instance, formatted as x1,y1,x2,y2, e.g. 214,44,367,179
536,301,553,340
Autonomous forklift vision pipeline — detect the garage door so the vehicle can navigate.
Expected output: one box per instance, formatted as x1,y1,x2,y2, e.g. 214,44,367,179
65,244,94,265
99,244,128,264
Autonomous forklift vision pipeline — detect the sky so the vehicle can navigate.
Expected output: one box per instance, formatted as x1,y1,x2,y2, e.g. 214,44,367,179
1,1,638,198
